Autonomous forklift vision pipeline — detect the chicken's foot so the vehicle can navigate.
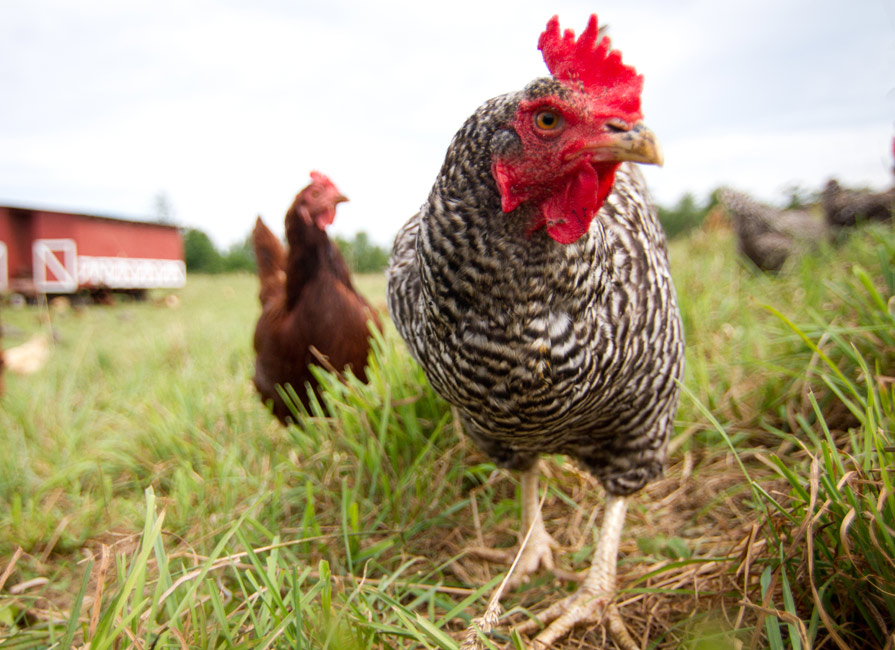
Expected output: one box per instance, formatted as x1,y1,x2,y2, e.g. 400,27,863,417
468,464,557,587
517,495,639,650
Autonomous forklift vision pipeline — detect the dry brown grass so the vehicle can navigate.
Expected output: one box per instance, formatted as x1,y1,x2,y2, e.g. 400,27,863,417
434,436,779,650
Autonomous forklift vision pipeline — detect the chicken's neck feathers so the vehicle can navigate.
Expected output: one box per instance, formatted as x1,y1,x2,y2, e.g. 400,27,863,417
417,90,613,316
284,219,352,307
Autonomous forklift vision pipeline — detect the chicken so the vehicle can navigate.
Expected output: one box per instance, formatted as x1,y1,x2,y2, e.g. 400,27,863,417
3,332,52,376
252,172,382,424
821,179,894,231
387,15,683,648
718,188,828,272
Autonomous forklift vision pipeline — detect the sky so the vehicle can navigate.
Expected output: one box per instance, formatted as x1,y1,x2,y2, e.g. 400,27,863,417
1,0,894,249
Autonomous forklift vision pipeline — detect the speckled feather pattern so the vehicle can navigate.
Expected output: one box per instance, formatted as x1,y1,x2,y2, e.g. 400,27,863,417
387,80,684,496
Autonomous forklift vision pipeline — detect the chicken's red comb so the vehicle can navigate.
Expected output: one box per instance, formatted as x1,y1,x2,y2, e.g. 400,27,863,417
538,14,643,119
310,170,338,190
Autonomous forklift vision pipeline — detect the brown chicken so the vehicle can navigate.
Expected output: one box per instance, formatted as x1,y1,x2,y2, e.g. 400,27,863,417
252,172,382,423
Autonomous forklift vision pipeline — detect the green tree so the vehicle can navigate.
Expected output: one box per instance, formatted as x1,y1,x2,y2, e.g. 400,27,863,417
782,183,811,210
153,192,176,225
183,228,224,273
221,234,257,273
658,193,708,239
335,232,389,273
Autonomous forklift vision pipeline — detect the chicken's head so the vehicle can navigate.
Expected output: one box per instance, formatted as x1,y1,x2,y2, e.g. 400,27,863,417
491,15,662,244
293,171,349,231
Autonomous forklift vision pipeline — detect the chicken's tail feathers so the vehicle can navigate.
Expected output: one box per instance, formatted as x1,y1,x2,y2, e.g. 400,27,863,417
253,216,287,306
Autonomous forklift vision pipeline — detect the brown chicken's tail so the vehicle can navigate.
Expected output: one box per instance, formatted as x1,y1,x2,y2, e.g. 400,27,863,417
253,216,287,307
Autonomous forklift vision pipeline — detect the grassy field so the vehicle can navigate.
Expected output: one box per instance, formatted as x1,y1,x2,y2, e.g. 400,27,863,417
1,224,894,650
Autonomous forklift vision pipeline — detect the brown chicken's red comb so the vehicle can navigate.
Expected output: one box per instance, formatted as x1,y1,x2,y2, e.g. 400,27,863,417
310,170,337,189
538,14,643,119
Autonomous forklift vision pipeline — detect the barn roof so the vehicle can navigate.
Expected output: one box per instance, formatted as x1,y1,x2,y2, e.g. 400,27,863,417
0,203,180,231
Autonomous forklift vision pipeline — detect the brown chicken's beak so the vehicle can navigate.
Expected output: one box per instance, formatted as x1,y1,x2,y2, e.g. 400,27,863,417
336,194,349,204
586,122,664,167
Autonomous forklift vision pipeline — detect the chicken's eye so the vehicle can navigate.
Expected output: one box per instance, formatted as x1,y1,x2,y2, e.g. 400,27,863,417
534,110,561,131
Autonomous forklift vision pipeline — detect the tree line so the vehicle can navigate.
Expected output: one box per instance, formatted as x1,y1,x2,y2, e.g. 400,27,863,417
183,186,815,274
182,228,391,274
657,184,817,240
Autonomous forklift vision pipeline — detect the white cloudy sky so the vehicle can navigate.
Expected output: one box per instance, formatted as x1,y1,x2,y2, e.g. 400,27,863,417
2,0,893,249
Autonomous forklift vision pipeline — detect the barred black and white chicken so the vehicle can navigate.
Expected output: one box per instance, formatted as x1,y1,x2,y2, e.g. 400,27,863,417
718,188,828,272
387,15,683,648
821,179,894,232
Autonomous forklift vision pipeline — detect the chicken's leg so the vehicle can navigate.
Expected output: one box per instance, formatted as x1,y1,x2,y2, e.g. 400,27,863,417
520,494,638,650
468,464,557,586
510,464,557,584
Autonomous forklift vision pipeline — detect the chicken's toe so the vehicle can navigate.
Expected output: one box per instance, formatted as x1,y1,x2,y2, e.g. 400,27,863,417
520,593,637,650
504,521,556,588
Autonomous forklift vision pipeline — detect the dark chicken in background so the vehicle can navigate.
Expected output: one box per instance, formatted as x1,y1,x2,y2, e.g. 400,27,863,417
821,138,895,231
252,172,381,424
718,188,828,272
821,179,894,232
387,15,683,649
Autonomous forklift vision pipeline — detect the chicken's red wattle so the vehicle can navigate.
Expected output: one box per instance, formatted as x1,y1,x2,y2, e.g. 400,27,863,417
539,164,599,244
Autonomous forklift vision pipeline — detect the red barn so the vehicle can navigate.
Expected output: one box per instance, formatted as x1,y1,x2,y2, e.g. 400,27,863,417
0,205,185,295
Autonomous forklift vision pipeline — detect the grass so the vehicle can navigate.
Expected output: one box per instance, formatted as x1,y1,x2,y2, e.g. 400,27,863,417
0,223,893,649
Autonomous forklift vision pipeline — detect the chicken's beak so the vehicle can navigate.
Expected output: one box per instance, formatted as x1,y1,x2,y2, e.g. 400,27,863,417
586,122,664,167
336,194,349,204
